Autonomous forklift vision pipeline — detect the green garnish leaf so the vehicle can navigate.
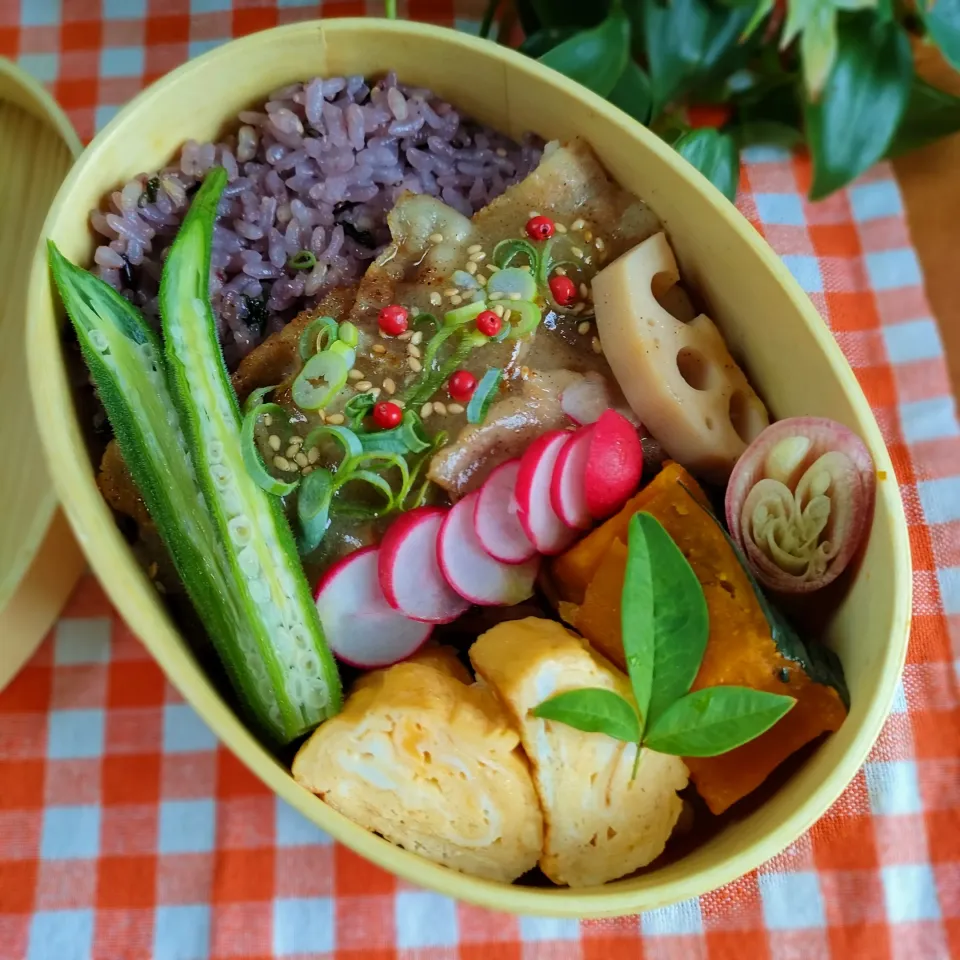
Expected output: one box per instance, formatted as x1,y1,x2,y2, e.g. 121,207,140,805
241,403,300,497
360,410,432,455
242,384,277,416
466,368,502,424
297,468,334,556
344,392,377,430
642,686,796,757
444,299,488,328
303,423,363,466
621,513,655,734
532,688,641,742
298,315,338,362
288,249,318,271
492,237,540,271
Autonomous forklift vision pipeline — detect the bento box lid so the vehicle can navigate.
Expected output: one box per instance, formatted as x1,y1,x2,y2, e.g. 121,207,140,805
0,58,85,691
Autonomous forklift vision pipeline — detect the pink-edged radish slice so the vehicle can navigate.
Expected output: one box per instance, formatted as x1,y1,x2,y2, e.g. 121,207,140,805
584,410,644,520
515,430,579,555
314,546,432,668
474,459,537,564
378,506,471,623
439,492,540,605
560,371,640,426
550,427,594,530
725,416,876,594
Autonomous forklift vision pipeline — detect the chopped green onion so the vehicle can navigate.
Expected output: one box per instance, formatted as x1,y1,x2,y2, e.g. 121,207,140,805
467,368,503,423
492,320,512,342
452,269,479,291
360,410,431,455
297,468,334,556
399,430,448,510
157,166,342,741
422,325,459,373
327,339,357,371
242,384,277,415
408,330,487,406
292,349,349,411
444,298,488,327
344,392,376,430
241,403,301,496
298,315,338,361
337,321,359,348
335,468,396,513
303,424,363,467
493,237,540,271
288,249,317,270
506,300,542,338
414,312,440,336
487,267,537,302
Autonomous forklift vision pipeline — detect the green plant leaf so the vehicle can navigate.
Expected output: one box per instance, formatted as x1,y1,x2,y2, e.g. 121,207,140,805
799,1,838,98
621,514,655,733
520,26,580,57
804,16,912,199
730,120,804,149
539,7,631,97
919,0,960,70
673,128,740,201
643,686,797,756
887,77,960,156
609,59,653,123
531,0,608,27
532,687,641,741
742,0,776,39
641,0,754,116
633,513,710,726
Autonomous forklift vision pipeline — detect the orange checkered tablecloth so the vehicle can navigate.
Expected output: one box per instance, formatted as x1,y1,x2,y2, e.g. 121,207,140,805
2,3,959,959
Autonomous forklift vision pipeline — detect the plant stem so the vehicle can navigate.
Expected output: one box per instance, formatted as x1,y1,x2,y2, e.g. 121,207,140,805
385,0,397,19
480,0,501,38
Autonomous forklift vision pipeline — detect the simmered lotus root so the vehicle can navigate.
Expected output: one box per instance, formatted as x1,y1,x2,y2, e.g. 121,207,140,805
592,232,769,482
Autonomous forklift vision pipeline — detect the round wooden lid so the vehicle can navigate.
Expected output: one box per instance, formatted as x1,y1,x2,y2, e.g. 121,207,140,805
0,58,85,690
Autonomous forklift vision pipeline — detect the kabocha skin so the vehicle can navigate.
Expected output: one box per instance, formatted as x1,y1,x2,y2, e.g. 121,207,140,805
158,167,342,741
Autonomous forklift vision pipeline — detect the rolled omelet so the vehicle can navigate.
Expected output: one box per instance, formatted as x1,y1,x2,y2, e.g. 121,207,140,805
469,619,689,888
292,646,543,883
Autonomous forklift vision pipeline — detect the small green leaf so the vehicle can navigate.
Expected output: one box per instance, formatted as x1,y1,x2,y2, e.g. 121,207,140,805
609,60,653,124
673,128,740,201
804,16,912,199
799,2,838,98
520,26,580,58
742,0,775,39
539,8,632,97
633,513,710,726
643,686,797,757
622,514,655,734
887,77,960,157
919,0,960,71
781,0,817,48
532,688,641,742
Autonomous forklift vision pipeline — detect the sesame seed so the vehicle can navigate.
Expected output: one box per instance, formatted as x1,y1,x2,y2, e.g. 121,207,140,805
584,230,594,242
398,330,413,341
372,343,387,354
465,261,478,275
295,452,309,468
529,210,540,218
355,380,373,392
302,466,313,476
433,401,447,415
394,399,405,409
450,294,463,305
289,435,303,447
520,264,532,272
555,223,568,234
268,434,281,452
520,365,531,379
555,266,567,276
444,288,459,298
371,387,381,399
307,447,320,464
579,283,589,299
447,403,465,415
408,357,422,373
285,444,299,459
592,336,603,354
383,378,396,395
486,263,499,272
274,455,294,472
316,410,326,422
489,291,504,301
420,402,434,417
348,369,364,380
573,302,586,314
572,246,585,259
476,273,487,286
429,232,444,243
578,320,591,335
429,291,442,306
407,344,421,358
263,414,273,427
410,305,420,317
493,304,506,318
326,413,345,425
508,292,522,301
496,147,507,157
469,251,487,262
595,236,605,251
467,244,483,254
572,218,586,231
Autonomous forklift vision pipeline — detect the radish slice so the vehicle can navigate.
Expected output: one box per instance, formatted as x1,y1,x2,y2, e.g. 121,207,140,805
378,507,471,623
584,410,644,519
725,417,876,594
439,493,540,605
550,427,593,530
515,431,579,554
475,459,537,564
560,371,640,426
315,547,432,668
